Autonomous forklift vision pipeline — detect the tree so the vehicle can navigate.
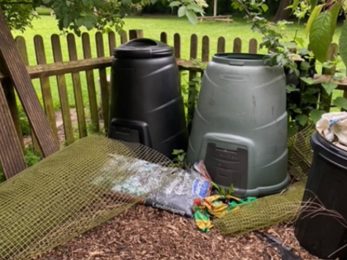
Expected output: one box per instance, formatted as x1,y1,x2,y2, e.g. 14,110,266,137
272,0,291,21
0,0,206,34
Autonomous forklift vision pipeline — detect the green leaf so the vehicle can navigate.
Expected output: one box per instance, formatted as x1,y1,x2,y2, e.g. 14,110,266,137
63,15,70,28
322,82,338,95
297,114,308,126
172,149,184,155
177,154,185,161
286,84,299,93
295,37,304,47
261,4,268,12
310,0,319,11
300,61,311,71
187,4,204,13
169,1,181,7
294,108,302,114
42,0,51,4
300,77,315,85
309,12,334,63
178,6,187,17
310,109,325,123
306,5,323,35
339,21,347,68
186,10,197,24
329,3,341,35
76,17,85,27
228,183,234,195
291,0,299,12
82,0,91,5
333,97,347,110
122,0,132,5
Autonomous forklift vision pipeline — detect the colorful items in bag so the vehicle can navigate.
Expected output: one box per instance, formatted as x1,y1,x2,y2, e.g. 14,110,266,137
192,195,257,232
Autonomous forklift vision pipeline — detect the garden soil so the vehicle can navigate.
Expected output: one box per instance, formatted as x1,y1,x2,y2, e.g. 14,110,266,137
36,205,320,260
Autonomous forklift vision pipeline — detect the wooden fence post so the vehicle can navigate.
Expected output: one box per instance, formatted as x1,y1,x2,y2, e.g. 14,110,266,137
201,36,210,62
34,35,59,143
160,32,167,44
249,38,258,54
187,34,198,133
82,33,100,133
96,32,110,132
51,34,74,145
108,31,116,56
15,36,38,151
217,37,225,53
129,29,143,40
67,33,87,138
233,37,242,53
174,33,181,59
120,31,128,44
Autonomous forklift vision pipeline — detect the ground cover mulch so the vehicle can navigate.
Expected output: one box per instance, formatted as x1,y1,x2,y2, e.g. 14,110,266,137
38,205,320,260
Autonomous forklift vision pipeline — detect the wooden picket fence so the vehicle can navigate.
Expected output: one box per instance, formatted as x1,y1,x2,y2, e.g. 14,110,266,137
0,29,346,149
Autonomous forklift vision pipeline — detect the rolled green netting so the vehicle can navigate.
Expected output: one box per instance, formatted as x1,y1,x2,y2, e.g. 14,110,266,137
0,136,173,260
214,126,315,235
214,179,306,235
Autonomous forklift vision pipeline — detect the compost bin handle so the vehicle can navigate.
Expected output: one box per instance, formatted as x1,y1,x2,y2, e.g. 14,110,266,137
229,60,245,66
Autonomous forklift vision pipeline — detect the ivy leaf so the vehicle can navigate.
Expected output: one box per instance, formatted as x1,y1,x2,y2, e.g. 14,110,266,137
297,115,308,126
333,97,347,110
339,21,347,68
169,1,181,7
178,6,187,17
186,10,197,24
306,5,323,35
310,109,325,123
329,3,341,35
322,82,338,95
300,77,315,85
309,12,334,62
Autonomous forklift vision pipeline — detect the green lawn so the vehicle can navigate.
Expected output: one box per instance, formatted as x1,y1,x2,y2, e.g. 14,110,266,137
11,15,345,110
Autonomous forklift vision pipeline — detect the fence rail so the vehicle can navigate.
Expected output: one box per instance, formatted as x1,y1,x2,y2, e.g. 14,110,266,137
0,29,346,150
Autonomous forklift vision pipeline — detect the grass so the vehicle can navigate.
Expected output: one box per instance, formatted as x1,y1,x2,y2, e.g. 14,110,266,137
9,15,346,116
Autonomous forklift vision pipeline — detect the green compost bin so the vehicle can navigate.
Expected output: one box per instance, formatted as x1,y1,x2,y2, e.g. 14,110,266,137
186,53,289,197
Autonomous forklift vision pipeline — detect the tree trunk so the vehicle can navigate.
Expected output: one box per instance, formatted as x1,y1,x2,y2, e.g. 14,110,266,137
273,0,292,22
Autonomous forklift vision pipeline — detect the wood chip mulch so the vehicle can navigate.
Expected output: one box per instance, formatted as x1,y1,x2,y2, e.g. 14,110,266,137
38,205,320,260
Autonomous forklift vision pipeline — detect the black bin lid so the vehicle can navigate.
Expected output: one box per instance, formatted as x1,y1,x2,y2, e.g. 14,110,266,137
114,38,173,59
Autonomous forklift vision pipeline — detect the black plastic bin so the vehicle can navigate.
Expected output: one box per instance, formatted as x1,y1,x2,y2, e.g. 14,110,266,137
295,132,347,259
108,38,188,158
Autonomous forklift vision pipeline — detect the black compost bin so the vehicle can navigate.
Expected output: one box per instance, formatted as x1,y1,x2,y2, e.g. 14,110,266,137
295,132,347,259
108,38,188,158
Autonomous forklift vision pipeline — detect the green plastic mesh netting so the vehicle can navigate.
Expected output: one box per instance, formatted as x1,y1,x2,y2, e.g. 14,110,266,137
0,127,316,259
0,136,174,260
214,126,315,235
